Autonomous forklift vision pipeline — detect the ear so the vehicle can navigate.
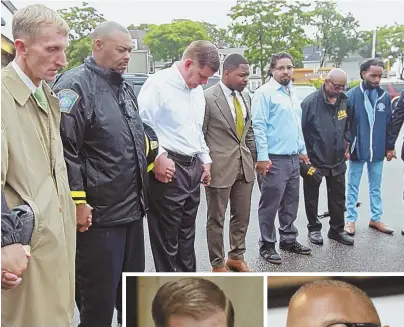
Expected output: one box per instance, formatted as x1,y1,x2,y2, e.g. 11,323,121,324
184,59,192,70
94,39,103,51
14,39,28,58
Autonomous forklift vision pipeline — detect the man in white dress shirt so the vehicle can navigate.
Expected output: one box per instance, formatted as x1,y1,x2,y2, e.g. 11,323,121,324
203,54,256,272
138,40,220,272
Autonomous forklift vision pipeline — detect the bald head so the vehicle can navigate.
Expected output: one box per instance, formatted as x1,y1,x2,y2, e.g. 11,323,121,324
324,68,347,98
327,68,347,80
92,21,132,74
286,280,381,327
92,21,130,41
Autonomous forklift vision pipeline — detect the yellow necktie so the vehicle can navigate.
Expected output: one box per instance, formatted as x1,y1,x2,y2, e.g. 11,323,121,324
232,91,244,139
34,87,49,110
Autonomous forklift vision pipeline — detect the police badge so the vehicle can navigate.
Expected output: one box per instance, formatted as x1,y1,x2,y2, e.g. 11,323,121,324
57,89,80,113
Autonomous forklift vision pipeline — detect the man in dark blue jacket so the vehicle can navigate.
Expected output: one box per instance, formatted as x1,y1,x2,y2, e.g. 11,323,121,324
386,89,404,235
344,59,396,236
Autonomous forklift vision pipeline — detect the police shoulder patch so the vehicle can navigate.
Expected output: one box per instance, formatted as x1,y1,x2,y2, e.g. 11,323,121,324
57,89,80,113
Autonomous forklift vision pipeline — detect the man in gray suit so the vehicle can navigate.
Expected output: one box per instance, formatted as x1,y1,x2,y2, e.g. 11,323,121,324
203,54,257,272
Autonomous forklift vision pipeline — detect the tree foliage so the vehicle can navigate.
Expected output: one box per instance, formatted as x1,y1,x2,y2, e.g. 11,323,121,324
308,0,360,67
58,2,106,70
229,0,312,83
143,20,209,62
199,22,240,48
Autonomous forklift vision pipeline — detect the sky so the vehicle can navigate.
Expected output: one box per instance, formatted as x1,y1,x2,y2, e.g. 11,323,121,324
11,0,404,33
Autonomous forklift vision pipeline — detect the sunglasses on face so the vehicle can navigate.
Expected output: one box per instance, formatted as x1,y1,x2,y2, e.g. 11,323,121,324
327,323,381,327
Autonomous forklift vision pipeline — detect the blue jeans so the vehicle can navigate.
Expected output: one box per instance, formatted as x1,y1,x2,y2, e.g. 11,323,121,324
346,160,384,223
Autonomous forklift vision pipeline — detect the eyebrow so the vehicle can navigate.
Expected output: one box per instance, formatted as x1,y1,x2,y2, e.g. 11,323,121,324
323,318,350,327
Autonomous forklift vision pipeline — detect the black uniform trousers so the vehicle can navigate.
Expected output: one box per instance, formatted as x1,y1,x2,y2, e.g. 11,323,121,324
76,219,145,327
303,171,346,233
147,151,203,272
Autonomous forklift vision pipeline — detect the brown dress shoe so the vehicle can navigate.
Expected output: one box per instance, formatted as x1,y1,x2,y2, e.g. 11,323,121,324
344,222,355,236
226,258,253,272
212,265,230,272
369,221,394,234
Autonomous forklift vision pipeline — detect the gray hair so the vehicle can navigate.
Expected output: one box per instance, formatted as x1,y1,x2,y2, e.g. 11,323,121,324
12,4,69,41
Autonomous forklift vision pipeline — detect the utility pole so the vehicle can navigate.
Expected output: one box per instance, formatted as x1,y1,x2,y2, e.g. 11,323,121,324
371,28,377,58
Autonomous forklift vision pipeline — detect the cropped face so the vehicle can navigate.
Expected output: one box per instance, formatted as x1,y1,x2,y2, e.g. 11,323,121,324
168,311,227,327
16,24,68,83
324,75,347,98
271,57,294,86
183,59,216,89
95,30,132,74
362,65,383,89
224,64,250,92
286,288,382,327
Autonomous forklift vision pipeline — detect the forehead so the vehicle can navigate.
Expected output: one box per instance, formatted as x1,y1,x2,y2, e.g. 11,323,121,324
105,30,132,46
34,25,69,46
274,58,292,67
288,288,377,327
197,64,216,79
231,63,249,73
366,65,383,74
168,311,227,327
329,75,347,83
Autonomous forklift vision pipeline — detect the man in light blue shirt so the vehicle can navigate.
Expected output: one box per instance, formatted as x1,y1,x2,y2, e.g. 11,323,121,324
252,52,311,265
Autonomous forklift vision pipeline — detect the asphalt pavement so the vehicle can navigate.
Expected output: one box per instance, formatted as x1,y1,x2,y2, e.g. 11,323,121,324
72,131,404,326
142,131,404,273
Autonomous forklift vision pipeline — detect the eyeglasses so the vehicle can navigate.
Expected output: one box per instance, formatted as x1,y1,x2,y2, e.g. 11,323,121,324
327,323,381,327
329,80,346,90
273,65,294,72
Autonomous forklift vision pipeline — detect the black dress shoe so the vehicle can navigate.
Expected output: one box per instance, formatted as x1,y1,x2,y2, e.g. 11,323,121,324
308,231,323,245
280,241,312,255
401,229,404,235
260,245,282,264
328,230,354,245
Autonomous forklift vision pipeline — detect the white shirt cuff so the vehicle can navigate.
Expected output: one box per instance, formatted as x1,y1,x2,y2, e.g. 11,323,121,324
198,153,212,164
155,146,167,160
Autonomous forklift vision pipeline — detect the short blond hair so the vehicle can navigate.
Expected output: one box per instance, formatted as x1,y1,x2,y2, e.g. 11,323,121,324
152,278,234,327
12,4,69,41
182,40,220,72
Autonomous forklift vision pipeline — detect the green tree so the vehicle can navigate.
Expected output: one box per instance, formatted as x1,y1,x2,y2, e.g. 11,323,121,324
58,2,106,70
358,25,404,79
127,23,156,31
309,0,360,67
199,22,240,48
143,20,209,62
376,24,404,79
229,0,311,83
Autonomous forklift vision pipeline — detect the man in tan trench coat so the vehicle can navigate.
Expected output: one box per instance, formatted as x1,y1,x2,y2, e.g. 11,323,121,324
1,5,76,326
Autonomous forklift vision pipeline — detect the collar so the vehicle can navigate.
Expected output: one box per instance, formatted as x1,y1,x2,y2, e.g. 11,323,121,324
219,80,234,97
359,81,385,98
11,60,43,94
321,85,347,104
170,62,189,90
267,77,294,93
84,56,124,85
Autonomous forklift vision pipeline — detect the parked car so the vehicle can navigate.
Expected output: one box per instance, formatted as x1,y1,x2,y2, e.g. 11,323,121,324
379,79,404,109
293,83,317,105
123,73,149,96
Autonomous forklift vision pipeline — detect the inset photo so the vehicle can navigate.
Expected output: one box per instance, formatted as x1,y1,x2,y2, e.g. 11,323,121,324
267,276,404,327
123,275,265,327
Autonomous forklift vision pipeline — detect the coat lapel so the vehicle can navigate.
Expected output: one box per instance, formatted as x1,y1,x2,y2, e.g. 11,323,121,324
213,84,238,138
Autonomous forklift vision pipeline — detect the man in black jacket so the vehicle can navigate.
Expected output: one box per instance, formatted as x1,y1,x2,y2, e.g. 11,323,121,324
301,68,354,246
1,189,32,290
53,21,172,327
386,89,404,235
